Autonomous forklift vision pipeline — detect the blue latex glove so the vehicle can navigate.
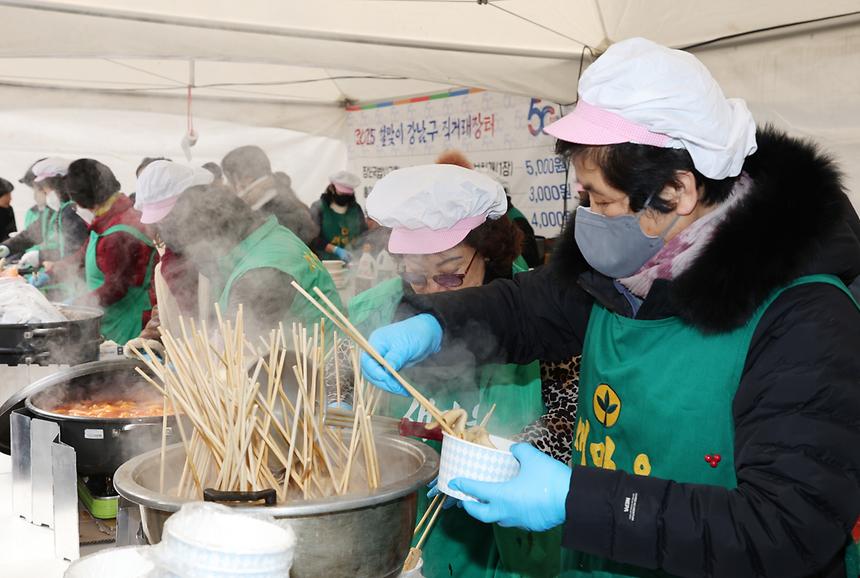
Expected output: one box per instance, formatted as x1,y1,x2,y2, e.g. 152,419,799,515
359,314,442,396
427,477,460,510
449,443,571,532
332,246,352,263
27,270,51,288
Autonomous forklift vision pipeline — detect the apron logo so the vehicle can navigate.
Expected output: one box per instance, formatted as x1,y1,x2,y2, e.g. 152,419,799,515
705,454,722,468
576,384,653,477
593,384,621,427
303,251,319,272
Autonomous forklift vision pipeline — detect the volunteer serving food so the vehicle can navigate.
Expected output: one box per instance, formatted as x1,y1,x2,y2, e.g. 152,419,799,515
361,38,860,577
347,163,555,577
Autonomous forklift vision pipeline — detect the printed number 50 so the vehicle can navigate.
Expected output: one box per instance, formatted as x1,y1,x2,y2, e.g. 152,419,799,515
527,98,556,136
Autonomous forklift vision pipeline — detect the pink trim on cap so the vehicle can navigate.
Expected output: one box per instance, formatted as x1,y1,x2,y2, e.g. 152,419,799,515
140,195,179,224
388,214,486,255
33,172,61,183
543,100,670,147
333,183,355,194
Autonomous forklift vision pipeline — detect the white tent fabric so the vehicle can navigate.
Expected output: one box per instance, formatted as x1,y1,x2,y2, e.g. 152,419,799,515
0,0,857,208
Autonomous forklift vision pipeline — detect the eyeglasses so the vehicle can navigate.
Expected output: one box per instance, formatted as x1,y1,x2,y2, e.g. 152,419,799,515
401,250,478,289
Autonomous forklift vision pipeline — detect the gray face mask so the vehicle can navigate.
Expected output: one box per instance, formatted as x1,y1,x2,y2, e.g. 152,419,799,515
574,199,680,279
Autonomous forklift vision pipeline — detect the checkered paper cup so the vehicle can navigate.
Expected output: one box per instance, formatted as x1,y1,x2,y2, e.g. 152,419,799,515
437,431,520,502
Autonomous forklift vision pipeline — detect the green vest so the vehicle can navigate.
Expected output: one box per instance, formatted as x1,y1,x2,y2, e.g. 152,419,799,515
218,216,343,327
85,224,156,345
349,274,558,578
21,206,55,255
318,202,363,260
565,275,860,578
24,207,38,229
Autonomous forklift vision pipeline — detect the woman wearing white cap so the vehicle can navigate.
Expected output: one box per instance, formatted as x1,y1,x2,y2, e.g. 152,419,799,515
309,170,367,263
1,158,88,283
348,163,557,578
140,161,343,342
123,160,213,352
360,38,860,577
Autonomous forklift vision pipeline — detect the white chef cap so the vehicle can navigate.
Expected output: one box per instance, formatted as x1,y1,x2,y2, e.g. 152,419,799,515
136,160,213,224
544,37,757,179
367,164,507,255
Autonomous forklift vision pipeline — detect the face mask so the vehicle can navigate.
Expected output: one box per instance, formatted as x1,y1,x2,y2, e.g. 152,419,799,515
332,192,353,207
34,189,47,209
46,192,61,212
574,199,680,279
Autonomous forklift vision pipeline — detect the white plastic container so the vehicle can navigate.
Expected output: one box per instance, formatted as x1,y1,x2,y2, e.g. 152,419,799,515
436,432,520,502
151,502,296,577
64,545,155,578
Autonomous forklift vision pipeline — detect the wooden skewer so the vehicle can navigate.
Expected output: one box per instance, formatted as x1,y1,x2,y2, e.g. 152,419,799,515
479,403,497,429
404,494,446,571
413,493,443,537
290,281,455,435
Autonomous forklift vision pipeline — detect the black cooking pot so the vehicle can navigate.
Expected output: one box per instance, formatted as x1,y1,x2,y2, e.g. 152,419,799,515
0,359,180,475
0,303,103,366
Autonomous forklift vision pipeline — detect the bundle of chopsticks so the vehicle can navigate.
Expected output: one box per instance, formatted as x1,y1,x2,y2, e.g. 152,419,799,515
131,307,383,502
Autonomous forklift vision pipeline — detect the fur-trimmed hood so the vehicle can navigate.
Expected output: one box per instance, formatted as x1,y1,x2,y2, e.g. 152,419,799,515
551,126,860,333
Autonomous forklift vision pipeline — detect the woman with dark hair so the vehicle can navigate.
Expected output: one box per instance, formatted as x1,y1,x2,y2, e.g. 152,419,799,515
153,177,343,342
346,164,558,578
310,170,367,262
360,39,860,577
0,178,17,242
1,158,88,278
48,159,157,345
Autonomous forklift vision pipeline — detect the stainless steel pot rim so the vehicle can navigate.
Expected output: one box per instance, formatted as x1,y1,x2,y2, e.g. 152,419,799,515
0,303,103,328
114,436,440,517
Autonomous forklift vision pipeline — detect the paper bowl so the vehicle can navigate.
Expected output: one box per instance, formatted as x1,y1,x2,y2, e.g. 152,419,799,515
322,259,346,271
64,546,154,578
152,502,296,575
436,432,520,502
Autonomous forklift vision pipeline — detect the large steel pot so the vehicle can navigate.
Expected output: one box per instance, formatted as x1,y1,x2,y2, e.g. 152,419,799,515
114,436,439,578
0,303,103,366
0,359,180,474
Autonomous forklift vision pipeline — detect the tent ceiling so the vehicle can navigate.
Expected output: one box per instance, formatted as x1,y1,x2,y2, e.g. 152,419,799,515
0,0,857,111
0,0,857,204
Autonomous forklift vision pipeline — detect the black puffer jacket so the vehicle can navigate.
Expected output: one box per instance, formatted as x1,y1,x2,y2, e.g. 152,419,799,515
406,128,860,577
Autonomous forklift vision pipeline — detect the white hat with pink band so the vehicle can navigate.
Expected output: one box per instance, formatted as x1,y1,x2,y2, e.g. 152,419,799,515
366,164,507,255
544,37,757,180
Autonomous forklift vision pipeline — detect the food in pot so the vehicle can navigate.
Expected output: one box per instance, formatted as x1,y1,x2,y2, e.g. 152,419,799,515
52,398,168,419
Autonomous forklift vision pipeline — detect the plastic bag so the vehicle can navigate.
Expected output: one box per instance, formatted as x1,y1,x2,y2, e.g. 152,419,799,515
0,277,66,324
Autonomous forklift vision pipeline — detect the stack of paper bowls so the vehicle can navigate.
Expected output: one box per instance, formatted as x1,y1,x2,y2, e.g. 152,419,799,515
64,546,155,578
322,259,349,290
151,502,297,577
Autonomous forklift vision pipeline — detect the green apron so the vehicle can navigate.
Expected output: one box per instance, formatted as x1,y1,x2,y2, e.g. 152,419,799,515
217,216,343,327
349,275,557,578
41,203,81,301
507,206,527,224
565,274,860,578
21,206,55,255
318,202,363,260
85,224,156,345
23,206,42,229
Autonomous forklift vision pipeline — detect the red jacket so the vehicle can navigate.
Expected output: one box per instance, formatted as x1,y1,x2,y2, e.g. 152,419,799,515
61,194,158,327
160,249,199,316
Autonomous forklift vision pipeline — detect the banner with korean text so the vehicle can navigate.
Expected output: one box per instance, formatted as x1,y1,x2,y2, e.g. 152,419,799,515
345,89,573,238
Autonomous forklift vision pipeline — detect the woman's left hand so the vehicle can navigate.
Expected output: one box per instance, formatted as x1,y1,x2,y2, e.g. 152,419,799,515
449,443,571,532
